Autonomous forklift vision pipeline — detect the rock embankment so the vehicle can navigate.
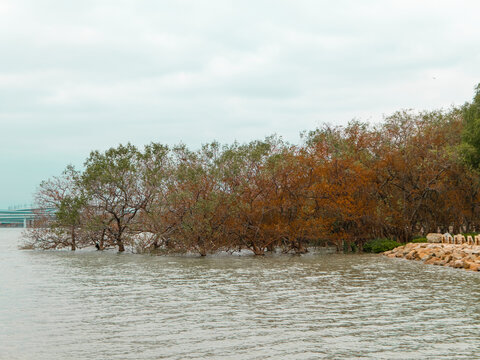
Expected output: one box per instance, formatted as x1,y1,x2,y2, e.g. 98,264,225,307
383,243,480,271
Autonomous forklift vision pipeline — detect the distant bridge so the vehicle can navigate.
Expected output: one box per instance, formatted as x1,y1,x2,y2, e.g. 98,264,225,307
0,208,55,228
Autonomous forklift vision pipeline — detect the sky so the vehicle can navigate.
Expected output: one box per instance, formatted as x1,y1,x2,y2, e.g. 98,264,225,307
1,0,480,208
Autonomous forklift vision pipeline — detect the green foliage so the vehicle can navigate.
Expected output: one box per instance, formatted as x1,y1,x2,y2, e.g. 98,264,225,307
363,238,401,253
462,232,479,238
55,195,85,227
410,237,427,243
411,235,425,239
460,83,480,169
343,241,358,253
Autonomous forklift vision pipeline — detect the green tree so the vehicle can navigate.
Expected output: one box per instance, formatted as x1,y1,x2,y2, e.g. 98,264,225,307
461,83,480,168
81,143,144,252
55,195,86,250
26,165,86,250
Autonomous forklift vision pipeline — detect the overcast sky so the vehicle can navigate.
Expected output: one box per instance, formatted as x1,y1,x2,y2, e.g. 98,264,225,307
1,0,480,208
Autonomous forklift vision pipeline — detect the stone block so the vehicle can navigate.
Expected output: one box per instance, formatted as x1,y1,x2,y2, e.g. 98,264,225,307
427,233,443,243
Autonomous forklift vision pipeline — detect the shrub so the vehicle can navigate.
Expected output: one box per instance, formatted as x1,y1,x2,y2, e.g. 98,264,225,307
342,241,358,253
410,237,427,243
363,238,401,253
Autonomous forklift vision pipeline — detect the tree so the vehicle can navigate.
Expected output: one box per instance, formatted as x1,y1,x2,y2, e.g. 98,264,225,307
167,142,232,256
55,195,86,250
221,137,288,255
81,143,145,252
372,110,462,241
133,143,173,251
460,83,480,168
26,165,87,250
301,123,376,250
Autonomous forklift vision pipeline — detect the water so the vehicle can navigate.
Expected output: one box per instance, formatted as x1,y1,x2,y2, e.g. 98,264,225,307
1,229,480,359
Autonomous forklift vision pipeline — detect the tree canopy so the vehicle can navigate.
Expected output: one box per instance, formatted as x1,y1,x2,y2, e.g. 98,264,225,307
26,83,480,254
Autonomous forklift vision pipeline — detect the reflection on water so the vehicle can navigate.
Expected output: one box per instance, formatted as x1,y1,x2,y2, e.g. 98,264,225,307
1,229,480,359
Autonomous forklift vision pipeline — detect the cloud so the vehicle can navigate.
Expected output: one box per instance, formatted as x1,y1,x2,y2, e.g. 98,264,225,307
1,0,480,206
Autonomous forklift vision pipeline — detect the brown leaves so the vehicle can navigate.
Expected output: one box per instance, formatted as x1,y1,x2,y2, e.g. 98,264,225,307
30,108,479,253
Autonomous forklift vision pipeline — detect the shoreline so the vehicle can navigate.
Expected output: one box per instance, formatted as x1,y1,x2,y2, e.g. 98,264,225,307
383,243,480,271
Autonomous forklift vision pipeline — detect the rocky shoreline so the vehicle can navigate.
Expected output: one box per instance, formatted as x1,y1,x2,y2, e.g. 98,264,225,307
383,243,480,271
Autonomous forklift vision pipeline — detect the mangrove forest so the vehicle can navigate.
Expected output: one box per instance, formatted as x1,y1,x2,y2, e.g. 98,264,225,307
25,84,480,255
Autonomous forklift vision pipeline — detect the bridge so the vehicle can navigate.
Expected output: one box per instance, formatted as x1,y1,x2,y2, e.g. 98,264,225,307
0,208,55,228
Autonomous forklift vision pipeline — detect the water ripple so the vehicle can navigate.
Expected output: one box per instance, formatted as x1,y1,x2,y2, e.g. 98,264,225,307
1,229,480,359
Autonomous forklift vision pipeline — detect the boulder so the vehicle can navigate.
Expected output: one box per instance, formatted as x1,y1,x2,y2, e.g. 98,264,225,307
418,250,432,261
469,263,480,271
405,250,416,260
427,233,443,243
452,251,463,260
436,258,446,266
425,257,440,265
383,242,480,271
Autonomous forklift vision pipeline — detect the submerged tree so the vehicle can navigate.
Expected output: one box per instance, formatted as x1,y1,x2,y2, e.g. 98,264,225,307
81,143,146,252
55,195,86,250
25,165,86,250
166,142,237,255
26,84,480,253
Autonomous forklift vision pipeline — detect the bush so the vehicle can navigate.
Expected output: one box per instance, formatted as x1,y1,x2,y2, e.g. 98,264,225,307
462,232,479,238
410,237,427,243
342,241,358,253
363,238,401,253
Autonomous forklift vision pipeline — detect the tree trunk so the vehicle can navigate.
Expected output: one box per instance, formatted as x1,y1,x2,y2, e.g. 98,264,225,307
117,240,125,252
99,230,105,250
466,221,472,233
71,227,76,251
198,237,207,256
357,240,363,253
252,244,265,255
294,239,308,254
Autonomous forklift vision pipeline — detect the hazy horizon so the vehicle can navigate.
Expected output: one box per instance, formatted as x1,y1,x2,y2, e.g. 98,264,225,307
1,0,480,208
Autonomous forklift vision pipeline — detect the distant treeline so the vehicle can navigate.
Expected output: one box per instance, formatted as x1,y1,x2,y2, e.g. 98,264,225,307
26,84,480,255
